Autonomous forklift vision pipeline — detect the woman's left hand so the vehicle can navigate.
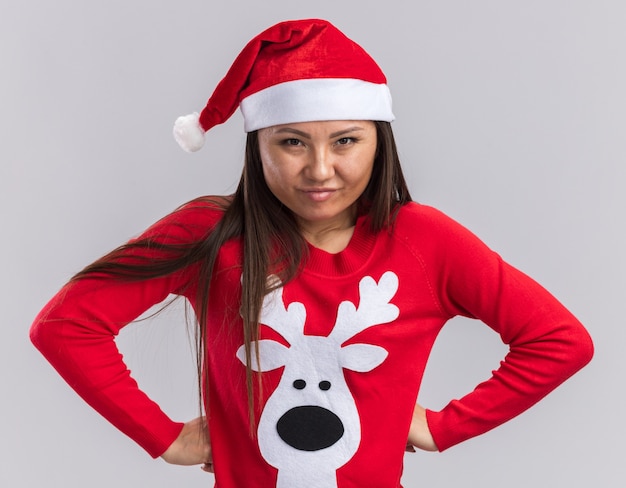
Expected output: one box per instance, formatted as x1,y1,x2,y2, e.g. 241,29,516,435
406,403,438,452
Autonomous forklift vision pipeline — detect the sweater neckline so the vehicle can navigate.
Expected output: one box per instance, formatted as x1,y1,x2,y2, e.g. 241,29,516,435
303,214,377,277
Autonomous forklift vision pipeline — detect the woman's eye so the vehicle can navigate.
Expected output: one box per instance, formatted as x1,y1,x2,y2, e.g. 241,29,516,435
284,138,301,146
336,137,354,145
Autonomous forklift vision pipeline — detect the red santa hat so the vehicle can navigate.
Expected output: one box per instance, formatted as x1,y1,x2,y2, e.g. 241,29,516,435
173,19,394,152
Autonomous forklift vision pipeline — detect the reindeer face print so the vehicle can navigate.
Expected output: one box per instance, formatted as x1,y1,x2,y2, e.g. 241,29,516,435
236,272,399,488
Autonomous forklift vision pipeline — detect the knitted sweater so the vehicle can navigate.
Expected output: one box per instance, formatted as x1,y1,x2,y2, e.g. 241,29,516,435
30,200,593,488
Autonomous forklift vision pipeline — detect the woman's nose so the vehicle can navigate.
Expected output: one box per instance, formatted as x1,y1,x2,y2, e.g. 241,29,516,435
305,148,334,181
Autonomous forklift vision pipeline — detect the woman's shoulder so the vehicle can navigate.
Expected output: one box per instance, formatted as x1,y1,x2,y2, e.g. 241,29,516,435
140,195,230,243
392,201,484,250
395,201,456,230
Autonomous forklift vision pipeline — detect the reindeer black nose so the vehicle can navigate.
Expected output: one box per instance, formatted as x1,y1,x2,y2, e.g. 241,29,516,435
276,406,344,451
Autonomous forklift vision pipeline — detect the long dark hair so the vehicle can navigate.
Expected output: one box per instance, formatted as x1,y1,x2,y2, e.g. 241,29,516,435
71,121,412,426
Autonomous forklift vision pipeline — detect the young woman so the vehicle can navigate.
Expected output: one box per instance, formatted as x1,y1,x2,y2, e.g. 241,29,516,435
30,19,593,488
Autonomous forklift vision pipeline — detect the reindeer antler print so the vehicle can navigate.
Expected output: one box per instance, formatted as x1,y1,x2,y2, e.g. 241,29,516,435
235,272,400,488
330,271,400,345
259,281,306,345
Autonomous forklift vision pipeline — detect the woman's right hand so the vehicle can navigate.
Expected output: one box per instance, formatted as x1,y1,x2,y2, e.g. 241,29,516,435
161,416,213,472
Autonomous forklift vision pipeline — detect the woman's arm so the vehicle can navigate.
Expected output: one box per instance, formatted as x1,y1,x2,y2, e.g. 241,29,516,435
30,201,219,457
405,205,594,451
30,272,187,457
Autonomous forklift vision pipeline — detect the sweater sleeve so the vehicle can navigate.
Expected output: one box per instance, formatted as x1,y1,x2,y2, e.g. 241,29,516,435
414,206,594,451
29,200,221,457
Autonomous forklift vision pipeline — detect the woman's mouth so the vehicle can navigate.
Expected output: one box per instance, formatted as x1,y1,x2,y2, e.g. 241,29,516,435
301,188,337,202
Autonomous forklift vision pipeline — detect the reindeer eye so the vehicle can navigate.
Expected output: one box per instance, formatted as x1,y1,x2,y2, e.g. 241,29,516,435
319,381,331,391
293,379,306,390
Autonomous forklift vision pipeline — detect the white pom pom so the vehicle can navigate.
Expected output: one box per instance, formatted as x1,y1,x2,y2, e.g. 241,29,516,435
173,112,206,152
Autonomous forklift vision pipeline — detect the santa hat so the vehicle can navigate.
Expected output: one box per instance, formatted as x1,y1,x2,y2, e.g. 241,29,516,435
173,19,394,152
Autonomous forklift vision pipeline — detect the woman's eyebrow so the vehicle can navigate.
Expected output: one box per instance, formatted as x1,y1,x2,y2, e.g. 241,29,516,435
329,127,364,138
273,126,365,138
274,128,310,138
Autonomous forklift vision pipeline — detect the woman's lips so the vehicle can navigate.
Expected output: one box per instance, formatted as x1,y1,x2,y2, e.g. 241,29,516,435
300,188,337,202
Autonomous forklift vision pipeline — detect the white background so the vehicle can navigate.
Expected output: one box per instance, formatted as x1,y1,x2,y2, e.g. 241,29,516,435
2,1,624,486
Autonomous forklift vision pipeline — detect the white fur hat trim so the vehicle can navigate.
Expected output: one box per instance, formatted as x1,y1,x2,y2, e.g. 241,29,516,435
173,112,206,152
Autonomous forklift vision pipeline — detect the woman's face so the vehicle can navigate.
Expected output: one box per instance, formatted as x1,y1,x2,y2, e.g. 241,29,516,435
258,120,377,234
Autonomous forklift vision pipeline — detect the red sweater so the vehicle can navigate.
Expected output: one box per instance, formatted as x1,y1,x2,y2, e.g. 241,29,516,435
30,200,593,488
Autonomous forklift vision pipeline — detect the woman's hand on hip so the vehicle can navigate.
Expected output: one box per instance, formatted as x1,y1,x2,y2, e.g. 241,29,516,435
406,403,438,452
161,416,214,472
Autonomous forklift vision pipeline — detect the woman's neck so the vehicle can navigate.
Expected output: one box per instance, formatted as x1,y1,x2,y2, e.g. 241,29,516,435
298,207,358,254
302,225,356,254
